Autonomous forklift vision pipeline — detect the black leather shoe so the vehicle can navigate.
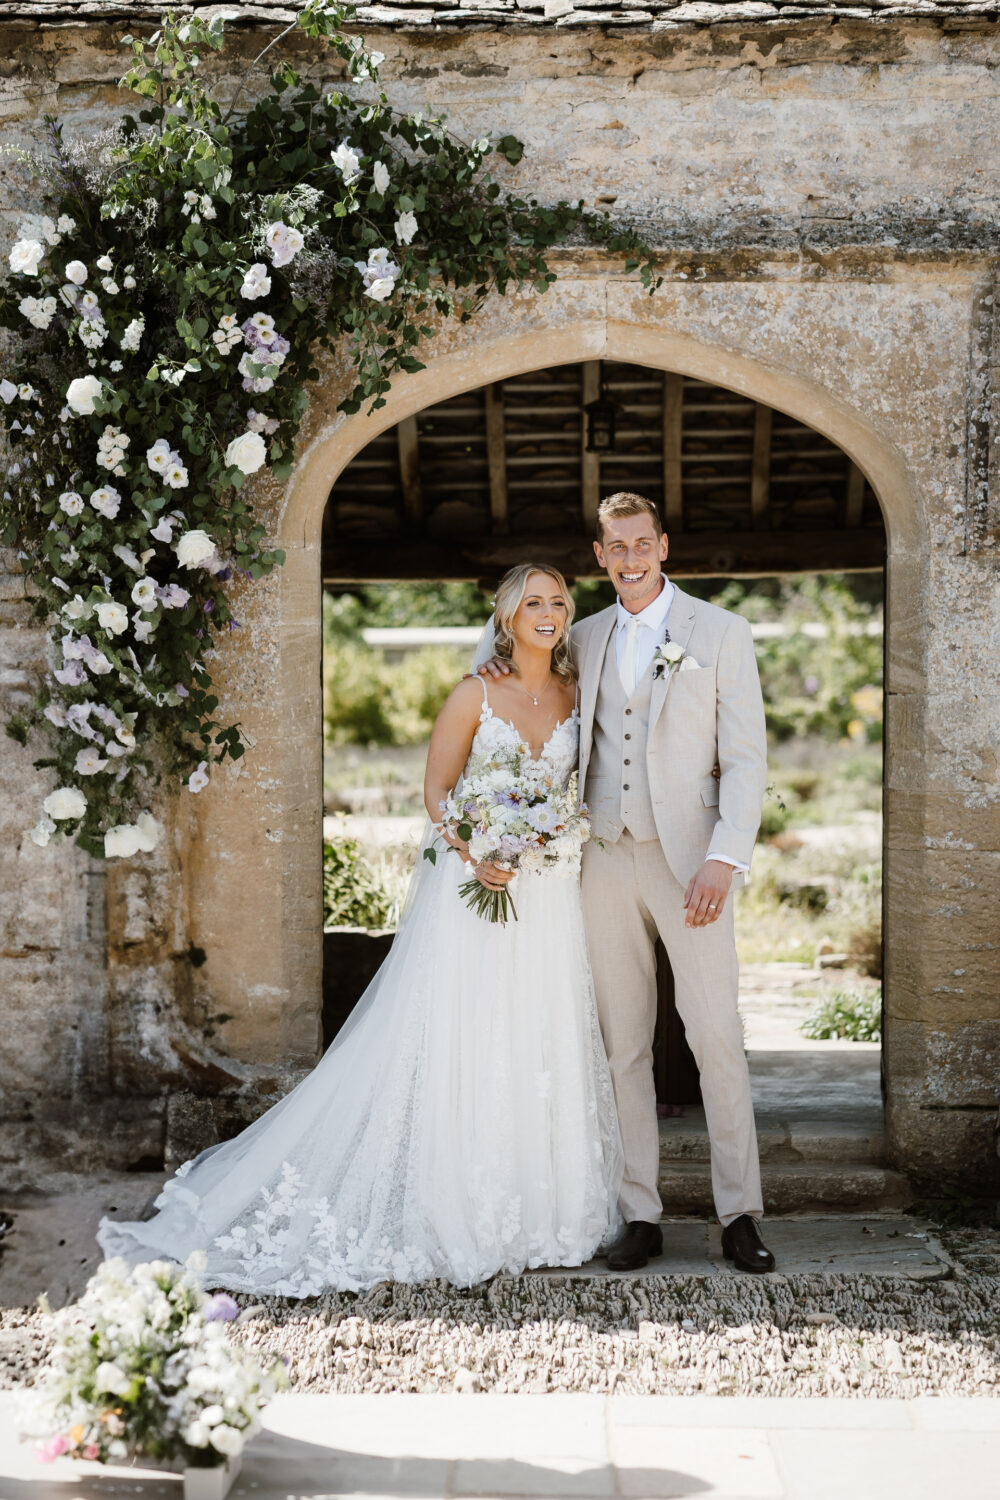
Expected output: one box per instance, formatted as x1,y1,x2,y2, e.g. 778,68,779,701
721,1214,775,1273
606,1220,663,1271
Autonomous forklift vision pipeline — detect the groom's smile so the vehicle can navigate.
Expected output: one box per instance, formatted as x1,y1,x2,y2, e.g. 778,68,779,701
593,511,670,613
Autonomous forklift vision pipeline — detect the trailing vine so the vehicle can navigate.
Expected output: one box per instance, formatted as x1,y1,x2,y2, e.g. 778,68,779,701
0,1,659,859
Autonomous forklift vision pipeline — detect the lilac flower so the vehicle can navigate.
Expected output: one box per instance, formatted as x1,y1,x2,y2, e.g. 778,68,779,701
204,1292,240,1322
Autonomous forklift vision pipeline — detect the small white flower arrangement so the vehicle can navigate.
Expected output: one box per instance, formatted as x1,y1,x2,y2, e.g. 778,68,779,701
20,1257,286,1479
652,639,686,679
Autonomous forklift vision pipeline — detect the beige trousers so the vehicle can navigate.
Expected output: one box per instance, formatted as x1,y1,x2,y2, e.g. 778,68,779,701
581,833,763,1226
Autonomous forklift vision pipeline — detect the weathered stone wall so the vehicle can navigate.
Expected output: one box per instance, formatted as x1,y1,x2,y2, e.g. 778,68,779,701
1,14,998,1191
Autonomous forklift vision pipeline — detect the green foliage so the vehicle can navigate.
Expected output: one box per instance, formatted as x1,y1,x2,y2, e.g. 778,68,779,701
0,2,658,853
323,636,464,746
323,835,396,927
325,581,490,631
801,987,882,1042
715,574,883,743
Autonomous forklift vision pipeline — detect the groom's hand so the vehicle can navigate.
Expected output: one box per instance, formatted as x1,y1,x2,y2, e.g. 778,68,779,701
473,657,510,680
683,860,734,928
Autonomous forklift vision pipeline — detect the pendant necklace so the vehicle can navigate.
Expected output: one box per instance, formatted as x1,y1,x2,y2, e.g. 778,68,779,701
516,677,552,708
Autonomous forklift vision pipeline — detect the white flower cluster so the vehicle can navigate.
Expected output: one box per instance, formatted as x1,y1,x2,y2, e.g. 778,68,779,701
96,424,129,474
240,263,271,300
120,316,144,353
263,220,305,268
146,437,189,489
182,190,217,223
19,294,58,329
353,246,401,303
20,1257,284,1468
211,314,243,355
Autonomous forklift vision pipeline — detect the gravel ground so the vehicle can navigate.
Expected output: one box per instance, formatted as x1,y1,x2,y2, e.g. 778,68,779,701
4,1226,998,1400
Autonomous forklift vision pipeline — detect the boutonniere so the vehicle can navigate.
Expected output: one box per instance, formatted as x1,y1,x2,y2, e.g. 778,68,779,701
652,636,686,680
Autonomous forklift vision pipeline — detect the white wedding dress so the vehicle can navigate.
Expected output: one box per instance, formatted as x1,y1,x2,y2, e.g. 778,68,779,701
98,692,623,1295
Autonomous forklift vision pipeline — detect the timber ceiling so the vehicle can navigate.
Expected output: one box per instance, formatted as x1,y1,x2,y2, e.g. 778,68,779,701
323,360,885,583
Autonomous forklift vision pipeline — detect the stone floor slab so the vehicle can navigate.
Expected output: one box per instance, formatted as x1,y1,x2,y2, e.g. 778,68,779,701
705,1216,950,1280
609,1397,914,1430
612,1427,782,1497
535,1222,716,1280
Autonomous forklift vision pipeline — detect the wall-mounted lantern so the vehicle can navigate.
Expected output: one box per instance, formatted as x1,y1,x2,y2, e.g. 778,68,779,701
584,383,623,453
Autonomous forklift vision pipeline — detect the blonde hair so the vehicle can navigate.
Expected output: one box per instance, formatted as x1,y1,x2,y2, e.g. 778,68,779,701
491,563,576,683
596,490,663,542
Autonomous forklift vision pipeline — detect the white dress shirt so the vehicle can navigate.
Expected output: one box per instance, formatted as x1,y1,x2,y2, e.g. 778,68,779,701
614,576,675,683
615,576,746,875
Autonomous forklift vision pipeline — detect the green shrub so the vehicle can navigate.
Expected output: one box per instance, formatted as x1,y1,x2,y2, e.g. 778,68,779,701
323,638,466,747
323,837,397,930
802,988,882,1042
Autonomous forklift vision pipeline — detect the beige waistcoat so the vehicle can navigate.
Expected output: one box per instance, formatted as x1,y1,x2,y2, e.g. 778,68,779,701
587,636,658,844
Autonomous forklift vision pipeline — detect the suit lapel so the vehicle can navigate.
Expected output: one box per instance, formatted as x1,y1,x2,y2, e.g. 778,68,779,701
578,607,617,776
648,585,697,736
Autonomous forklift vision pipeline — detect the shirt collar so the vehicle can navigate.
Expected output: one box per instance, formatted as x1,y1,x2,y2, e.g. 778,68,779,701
616,575,675,634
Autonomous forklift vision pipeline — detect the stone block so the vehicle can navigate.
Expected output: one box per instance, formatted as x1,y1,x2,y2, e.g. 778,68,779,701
165,1091,219,1170
884,849,1000,1021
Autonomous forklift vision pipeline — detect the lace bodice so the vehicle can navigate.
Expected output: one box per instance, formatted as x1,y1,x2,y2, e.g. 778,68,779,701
470,691,580,790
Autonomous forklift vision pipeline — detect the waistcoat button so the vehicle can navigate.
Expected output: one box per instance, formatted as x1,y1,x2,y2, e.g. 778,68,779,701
624,733,631,741
625,709,632,716
623,783,630,791
624,759,631,766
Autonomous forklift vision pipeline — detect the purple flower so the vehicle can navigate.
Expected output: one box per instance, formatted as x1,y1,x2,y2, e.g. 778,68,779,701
204,1292,240,1322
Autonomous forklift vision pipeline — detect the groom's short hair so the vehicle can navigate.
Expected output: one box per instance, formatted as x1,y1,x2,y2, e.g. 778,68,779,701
596,491,664,542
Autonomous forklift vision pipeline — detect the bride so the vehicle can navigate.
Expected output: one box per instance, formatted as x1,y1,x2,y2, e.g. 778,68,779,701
98,564,623,1295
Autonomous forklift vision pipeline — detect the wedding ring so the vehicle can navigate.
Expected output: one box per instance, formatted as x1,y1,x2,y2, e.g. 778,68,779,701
708,903,718,909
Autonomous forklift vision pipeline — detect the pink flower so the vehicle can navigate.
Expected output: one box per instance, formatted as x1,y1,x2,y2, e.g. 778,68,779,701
83,1444,100,1461
37,1434,72,1463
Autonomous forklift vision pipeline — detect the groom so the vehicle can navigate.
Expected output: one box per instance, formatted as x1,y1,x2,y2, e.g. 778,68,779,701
576,491,772,1272
483,490,773,1272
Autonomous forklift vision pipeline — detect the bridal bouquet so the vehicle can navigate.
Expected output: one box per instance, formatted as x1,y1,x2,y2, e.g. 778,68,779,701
19,1256,286,1472
427,741,591,923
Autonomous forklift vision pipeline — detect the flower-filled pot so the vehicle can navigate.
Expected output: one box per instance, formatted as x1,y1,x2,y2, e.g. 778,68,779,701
184,1453,242,1500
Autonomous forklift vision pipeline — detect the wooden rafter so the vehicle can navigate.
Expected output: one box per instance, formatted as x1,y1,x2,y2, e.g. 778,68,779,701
662,371,684,532
323,527,886,585
751,403,772,532
581,361,601,531
395,416,422,530
484,383,509,534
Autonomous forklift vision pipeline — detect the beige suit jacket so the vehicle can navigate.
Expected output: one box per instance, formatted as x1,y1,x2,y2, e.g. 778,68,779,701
571,587,768,889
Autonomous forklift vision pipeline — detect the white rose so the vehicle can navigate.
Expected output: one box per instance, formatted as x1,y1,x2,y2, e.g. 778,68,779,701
175,529,216,568
365,276,396,303
240,263,271,300
394,211,418,245
9,239,45,275
43,786,86,820
224,430,267,475
209,1426,243,1457
134,811,161,850
660,641,684,664
28,816,57,847
131,577,158,610
96,254,113,272
183,1421,211,1449
105,824,144,858
95,1362,131,1396
95,600,128,635
75,746,107,776
188,761,209,793
64,259,88,285
58,491,84,515
65,375,104,415
372,160,390,195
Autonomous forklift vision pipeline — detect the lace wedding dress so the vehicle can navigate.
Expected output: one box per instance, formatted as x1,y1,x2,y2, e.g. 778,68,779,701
98,692,623,1295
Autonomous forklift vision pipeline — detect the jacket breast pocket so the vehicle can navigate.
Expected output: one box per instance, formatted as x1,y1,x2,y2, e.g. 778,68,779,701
700,780,720,808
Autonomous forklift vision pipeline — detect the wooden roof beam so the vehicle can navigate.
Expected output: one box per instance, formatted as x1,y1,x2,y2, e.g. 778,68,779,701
396,415,423,531
484,383,509,535
662,371,684,533
751,403,773,532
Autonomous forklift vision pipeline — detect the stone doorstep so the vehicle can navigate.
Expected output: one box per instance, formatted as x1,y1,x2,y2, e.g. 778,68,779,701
659,1114,886,1167
533,1215,952,1282
658,1161,913,1216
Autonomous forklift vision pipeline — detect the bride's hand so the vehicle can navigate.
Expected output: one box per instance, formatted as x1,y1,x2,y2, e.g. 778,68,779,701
475,860,513,891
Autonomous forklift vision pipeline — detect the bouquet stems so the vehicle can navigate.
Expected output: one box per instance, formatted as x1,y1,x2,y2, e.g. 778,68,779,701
458,874,518,924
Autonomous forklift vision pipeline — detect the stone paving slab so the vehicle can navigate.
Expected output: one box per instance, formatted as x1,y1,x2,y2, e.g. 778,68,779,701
537,1215,950,1281
1,1393,999,1500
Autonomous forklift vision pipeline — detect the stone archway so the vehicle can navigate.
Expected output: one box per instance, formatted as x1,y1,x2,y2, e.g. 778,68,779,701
181,272,1000,1191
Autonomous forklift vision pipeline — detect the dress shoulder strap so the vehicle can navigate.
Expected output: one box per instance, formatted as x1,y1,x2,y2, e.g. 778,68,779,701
478,675,490,712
